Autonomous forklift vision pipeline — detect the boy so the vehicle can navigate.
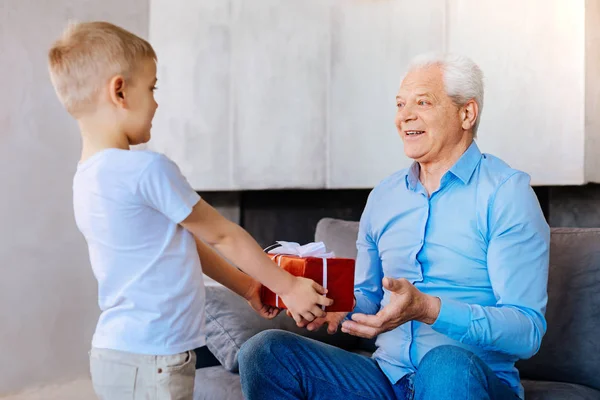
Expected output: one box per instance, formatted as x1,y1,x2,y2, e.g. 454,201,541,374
48,21,332,399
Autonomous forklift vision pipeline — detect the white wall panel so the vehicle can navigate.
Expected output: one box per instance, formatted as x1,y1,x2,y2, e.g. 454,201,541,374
328,0,445,188
149,0,234,190
447,0,585,185
230,0,330,189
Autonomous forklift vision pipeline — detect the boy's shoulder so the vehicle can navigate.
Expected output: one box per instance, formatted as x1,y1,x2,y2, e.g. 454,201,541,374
109,149,174,173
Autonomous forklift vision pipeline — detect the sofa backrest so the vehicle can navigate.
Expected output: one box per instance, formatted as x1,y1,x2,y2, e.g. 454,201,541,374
315,218,600,390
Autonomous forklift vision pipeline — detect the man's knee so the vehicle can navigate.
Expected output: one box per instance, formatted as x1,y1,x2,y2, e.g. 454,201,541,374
418,345,476,377
239,329,295,370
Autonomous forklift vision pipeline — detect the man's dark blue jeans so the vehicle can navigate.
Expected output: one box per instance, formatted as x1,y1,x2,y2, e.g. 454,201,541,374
239,330,520,400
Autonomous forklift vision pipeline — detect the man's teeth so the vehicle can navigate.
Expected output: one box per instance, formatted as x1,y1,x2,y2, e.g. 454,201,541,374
406,130,424,135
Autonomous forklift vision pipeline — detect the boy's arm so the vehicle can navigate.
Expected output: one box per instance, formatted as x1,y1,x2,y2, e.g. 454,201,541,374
195,238,280,319
180,199,333,322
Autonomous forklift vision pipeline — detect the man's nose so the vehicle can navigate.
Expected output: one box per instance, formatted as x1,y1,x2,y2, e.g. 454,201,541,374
397,103,417,123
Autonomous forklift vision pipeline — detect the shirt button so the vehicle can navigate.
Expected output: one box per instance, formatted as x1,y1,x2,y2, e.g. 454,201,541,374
158,368,163,374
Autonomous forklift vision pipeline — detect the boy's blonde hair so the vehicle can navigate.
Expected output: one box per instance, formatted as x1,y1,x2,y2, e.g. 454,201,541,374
48,21,157,117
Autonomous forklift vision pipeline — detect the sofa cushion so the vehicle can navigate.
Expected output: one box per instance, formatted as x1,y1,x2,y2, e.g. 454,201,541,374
315,218,360,259
517,228,600,391
204,285,360,372
194,366,242,400
522,380,600,400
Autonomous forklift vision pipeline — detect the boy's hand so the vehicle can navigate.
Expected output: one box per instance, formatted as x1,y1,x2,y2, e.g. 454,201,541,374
244,280,280,320
279,277,334,323
287,310,349,334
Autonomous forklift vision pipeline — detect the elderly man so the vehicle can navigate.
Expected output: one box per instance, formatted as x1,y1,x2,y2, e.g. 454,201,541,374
238,53,550,400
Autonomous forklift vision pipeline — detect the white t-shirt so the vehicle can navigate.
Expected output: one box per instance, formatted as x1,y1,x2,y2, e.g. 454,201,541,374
73,149,206,355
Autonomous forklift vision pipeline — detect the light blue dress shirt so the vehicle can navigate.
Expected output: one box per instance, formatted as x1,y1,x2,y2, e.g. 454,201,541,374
351,142,550,398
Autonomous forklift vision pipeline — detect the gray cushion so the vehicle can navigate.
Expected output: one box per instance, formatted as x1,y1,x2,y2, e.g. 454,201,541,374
522,380,600,400
517,228,600,391
204,285,360,372
194,366,242,400
315,218,360,259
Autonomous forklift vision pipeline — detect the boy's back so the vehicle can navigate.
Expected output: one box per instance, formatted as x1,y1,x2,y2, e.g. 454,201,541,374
74,148,206,355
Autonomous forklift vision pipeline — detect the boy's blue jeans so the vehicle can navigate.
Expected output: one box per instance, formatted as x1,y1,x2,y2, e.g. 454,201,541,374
239,330,520,400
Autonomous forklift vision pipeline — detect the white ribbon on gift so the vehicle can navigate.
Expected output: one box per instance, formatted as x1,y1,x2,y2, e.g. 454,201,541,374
267,241,335,310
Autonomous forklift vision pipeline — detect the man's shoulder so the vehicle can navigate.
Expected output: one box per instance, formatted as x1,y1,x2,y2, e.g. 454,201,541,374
365,168,411,203
373,168,410,192
478,152,530,190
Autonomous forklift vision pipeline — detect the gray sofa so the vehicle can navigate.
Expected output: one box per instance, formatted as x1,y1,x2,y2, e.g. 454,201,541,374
193,218,600,400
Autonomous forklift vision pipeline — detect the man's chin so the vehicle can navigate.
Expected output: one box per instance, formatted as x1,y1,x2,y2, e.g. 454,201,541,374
403,148,427,161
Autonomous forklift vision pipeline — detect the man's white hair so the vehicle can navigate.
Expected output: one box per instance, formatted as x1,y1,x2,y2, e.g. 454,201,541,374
405,53,484,137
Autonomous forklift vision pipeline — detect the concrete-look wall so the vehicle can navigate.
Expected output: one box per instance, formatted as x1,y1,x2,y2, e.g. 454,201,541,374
0,1,148,395
148,0,594,189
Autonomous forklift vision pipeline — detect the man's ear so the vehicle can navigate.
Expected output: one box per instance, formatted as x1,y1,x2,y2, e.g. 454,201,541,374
108,75,126,108
461,99,478,131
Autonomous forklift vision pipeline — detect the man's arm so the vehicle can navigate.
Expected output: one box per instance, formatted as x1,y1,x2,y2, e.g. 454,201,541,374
350,201,384,318
431,172,550,359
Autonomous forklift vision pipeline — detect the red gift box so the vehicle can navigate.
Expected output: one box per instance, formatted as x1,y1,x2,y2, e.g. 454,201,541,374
260,253,355,312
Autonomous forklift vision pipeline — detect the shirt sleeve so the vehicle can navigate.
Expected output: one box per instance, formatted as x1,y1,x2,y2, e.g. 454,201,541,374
432,172,550,359
347,190,384,319
136,154,201,224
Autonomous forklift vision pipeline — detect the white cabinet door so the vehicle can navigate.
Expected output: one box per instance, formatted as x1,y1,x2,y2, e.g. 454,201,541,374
328,0,446,188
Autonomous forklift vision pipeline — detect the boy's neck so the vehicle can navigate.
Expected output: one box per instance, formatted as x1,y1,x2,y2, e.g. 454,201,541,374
78,119,130,163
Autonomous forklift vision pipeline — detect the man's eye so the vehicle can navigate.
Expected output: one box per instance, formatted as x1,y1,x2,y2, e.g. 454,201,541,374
418,100,429,106
396,103,404,108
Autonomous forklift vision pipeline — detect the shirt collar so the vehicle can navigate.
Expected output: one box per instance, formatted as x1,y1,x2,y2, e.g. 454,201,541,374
449,141,482,184
405,141,482,191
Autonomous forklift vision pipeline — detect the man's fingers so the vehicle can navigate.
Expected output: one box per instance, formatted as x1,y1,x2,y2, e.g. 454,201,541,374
316,295,334,307
383,277,408,292
341,320,378,339
306,318,325,331
350,312,385,328
327,324,339,334
312,281,328,295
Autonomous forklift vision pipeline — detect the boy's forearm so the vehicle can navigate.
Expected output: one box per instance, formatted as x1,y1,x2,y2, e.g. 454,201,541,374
211,224,295,296
194,237,255,299
180,199,295,296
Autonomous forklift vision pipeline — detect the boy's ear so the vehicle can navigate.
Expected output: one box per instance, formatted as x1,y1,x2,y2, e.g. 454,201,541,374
108,75,127,108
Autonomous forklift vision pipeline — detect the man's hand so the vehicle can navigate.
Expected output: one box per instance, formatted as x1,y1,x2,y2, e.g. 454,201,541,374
244,280,281,320
341,277,441,339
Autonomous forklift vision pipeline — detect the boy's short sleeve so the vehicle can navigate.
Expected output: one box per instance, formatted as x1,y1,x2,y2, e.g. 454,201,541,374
137,155,200,223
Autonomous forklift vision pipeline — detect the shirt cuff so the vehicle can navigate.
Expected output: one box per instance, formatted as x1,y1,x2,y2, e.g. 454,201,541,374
431,298,471,341
346,292,377,320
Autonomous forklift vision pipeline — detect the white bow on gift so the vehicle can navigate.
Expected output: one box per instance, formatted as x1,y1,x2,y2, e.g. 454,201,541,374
267,241,336,258
267,241,335,310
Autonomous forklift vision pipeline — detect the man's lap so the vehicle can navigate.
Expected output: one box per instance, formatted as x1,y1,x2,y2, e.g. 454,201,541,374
238,329,519,400
239,330,399,400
